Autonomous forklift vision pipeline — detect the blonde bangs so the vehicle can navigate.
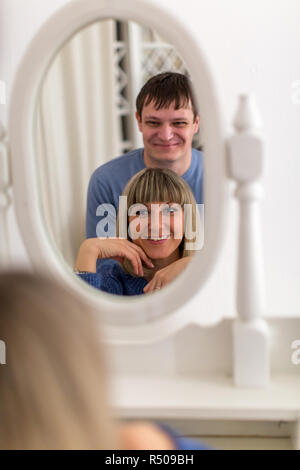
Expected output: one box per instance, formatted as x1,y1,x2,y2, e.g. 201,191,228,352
126,169,188,208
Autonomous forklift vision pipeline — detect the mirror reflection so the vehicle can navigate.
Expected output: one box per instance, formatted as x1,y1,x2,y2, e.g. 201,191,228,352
35,19,204,297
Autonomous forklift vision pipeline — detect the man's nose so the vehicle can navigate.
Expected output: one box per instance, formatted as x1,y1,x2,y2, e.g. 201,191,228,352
158,124,173,141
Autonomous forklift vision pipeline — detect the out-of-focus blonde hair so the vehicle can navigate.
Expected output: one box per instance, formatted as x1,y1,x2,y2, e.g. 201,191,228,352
0,271,118,450
117,168,200,278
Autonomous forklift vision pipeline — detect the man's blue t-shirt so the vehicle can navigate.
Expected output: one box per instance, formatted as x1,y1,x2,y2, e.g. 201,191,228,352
86,147,203,239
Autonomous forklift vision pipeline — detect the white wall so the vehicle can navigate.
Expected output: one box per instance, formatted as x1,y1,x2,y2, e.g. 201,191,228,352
1,0,72,267
1,0,300,327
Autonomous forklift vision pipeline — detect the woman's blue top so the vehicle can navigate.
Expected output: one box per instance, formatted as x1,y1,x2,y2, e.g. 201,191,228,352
77,259,148,296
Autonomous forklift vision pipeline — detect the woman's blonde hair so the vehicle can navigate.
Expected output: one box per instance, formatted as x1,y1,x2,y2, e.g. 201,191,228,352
117,168,199,277
0,271,118,450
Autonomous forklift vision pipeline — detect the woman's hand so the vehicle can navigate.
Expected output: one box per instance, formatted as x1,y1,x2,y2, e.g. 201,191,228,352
75,238,154,276
143,257,191,294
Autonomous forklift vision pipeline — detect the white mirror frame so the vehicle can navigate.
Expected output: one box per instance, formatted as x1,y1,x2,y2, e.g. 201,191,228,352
8,0,228,341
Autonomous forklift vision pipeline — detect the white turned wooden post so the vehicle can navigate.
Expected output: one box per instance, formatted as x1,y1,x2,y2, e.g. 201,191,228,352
0,122,12,268
228,95,270,388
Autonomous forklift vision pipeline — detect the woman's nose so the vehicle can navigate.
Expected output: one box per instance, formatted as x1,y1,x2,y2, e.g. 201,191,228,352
148,211,169,237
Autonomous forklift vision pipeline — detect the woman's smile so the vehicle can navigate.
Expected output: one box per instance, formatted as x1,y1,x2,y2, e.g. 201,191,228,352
145,237,170,245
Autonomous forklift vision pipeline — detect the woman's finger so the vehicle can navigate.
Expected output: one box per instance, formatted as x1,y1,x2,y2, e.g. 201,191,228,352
144,276,163,294
122,246,144,276
152,278,162,293
125,241,154,268
143,280,152,293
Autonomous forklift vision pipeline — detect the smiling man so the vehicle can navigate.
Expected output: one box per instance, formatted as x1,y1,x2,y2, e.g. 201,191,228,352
135,75,200,176
84,72,203,291
86,72,202,239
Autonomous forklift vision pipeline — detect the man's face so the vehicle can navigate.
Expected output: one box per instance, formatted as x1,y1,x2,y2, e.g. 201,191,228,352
136,100,200,169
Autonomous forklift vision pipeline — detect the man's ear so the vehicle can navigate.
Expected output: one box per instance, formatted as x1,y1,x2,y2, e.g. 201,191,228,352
193,115,200,133
135,111,143,132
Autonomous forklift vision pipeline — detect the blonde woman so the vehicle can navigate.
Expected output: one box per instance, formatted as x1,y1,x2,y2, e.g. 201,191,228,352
0,271,210,450
76,168,200,295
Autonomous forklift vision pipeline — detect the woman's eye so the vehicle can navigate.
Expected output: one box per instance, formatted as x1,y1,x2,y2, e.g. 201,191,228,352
162,207,178,215
136,210,148,217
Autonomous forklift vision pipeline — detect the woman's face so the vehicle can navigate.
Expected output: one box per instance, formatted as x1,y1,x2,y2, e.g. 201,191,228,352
128,201,184,259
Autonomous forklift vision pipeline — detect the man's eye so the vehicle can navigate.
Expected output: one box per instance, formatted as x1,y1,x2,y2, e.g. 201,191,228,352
146,121,159,126
174,122,187,126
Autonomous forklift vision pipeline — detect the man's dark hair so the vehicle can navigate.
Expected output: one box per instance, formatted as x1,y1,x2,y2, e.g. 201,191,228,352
136,72,198,121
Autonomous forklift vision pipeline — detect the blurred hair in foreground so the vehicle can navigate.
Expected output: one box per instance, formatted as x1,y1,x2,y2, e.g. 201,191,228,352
0,271,118,450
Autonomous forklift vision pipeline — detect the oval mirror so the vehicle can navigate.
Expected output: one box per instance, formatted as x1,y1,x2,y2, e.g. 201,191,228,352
35,18,203,297
8,0,228,335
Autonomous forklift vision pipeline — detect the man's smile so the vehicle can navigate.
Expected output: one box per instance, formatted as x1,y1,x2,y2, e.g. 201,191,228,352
152,142,180,148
